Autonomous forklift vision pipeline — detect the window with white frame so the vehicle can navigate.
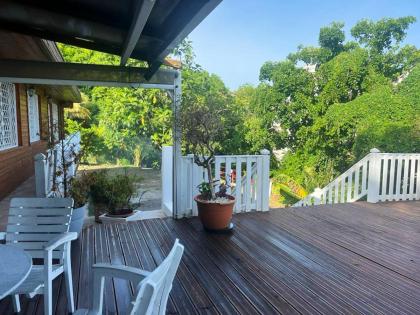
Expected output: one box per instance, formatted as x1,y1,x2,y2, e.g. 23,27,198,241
0,82,18,151
27,90,40,142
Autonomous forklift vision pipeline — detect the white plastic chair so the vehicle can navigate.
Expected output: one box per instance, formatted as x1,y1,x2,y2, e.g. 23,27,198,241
1,197,77,315
74,239,184,315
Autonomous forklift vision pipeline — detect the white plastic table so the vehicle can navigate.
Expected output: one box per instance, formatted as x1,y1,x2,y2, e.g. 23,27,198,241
0,244,32,299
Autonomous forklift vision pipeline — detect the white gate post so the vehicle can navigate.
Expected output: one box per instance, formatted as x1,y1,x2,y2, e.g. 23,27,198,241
367,148,381,203
34,153,47,197
161,146,173,216
260,149,270,211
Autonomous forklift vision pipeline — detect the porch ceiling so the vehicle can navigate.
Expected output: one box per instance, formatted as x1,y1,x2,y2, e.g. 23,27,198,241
0,0,222,78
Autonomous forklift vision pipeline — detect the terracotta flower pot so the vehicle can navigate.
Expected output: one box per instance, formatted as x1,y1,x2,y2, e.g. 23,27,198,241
194,194,235,230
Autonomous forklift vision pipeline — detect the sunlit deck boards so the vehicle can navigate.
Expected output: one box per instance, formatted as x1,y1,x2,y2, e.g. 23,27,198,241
0,200,419,314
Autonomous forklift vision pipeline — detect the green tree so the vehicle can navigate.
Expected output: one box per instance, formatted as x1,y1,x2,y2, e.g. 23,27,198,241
351,16,416,53
319,21,346,56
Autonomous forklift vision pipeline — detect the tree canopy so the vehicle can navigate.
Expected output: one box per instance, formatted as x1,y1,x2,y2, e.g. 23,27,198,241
63,16,419,206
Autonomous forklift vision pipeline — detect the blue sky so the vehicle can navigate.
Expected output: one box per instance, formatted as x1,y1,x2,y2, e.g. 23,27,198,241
188,0,420,90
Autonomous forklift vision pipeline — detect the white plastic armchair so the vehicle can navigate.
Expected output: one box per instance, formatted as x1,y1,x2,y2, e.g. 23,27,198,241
75,239,184,315
4,197,76,315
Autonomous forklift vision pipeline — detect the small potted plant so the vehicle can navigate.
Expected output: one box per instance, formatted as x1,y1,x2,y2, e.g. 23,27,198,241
68,171,91,234
179,99,235,231
89,170,139,221
103,173,138,217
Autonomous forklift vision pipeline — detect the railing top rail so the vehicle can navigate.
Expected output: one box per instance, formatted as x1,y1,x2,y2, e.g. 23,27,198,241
182,154,267,159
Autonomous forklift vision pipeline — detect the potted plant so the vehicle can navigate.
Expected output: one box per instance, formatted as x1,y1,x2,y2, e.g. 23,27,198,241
179,99,235,231
68,171,91,234
89,170,139,221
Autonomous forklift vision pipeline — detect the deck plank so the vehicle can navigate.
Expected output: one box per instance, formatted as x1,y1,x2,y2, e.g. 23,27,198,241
0,200,419,314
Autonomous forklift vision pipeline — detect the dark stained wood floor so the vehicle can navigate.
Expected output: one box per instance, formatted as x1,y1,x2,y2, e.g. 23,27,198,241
0,200,420,314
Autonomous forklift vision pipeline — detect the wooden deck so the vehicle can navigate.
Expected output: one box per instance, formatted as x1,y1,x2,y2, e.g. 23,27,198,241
1,200,420,314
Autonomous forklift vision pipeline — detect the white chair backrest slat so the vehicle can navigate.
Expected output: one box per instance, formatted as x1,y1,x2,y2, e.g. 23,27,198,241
131,239,184,315
6,198,74,260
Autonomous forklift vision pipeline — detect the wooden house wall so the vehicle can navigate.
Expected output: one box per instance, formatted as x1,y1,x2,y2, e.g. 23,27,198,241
0,83,65,199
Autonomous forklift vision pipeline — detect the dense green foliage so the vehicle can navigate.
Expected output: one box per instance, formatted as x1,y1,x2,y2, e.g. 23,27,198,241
62,16,419,205
240,16,419,196
61,40,240,167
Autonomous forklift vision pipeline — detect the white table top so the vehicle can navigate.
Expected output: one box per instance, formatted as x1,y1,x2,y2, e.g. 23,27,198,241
0,244,32,299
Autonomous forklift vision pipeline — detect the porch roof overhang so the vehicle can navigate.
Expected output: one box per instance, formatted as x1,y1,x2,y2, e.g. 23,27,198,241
0,59,178,90
0,0,222,78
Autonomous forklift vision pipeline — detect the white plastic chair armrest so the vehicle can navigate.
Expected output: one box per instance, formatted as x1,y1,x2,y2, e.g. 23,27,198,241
44,232,78,252
0,232,5,241
92,263,150,284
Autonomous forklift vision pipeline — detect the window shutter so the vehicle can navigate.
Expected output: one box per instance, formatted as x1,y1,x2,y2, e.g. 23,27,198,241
27,91,40,143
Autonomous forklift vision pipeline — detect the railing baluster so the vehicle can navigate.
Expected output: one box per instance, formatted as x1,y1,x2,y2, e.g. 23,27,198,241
362,160,368,194
235,157,242,212
402,156,409,199
354,165,360,200
388,157,396,197
328,183,337,205
409,157,416,198
254,156,263,210
347,171,353,202
245,158,252,211
225,157,232,195
334,181,339,204
214,158,221,192
395,156,402,200
340,177,346,203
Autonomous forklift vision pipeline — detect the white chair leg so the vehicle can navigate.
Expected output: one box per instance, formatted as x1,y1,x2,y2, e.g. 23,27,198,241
65,263,75,313
44,279,52,315
64,242,75,313
12,294,21,313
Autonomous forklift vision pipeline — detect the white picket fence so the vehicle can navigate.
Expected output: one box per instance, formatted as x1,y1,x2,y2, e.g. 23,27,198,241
294,149,420,207
178,150,270,217
162,147,271,218
34,132,81,197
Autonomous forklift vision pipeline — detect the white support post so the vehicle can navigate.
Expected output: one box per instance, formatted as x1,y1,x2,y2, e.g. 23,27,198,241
34,153,47,197
161,146,173,216
260,149,270,211
172,70,183,218
367,148,381,203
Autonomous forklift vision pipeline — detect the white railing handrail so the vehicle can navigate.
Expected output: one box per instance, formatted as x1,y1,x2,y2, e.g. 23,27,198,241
294,149,420,207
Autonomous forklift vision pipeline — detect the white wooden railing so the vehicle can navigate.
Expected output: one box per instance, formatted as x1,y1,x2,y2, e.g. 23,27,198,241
294,149,420,207
34,132,81,197
161,147,271,218
177,150,270,217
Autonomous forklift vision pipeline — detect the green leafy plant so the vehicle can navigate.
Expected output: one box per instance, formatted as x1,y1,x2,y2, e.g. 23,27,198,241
68,171,92,208
88,170,139,215
197,182,212,200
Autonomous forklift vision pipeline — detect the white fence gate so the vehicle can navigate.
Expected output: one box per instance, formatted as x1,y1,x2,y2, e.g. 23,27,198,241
294,149,420,207
170,150,270,218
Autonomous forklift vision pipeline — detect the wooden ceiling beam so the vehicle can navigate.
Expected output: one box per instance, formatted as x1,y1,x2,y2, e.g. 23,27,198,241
0,59,177,88
120,0,156,66
145,0,222,79
0,0,160,60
